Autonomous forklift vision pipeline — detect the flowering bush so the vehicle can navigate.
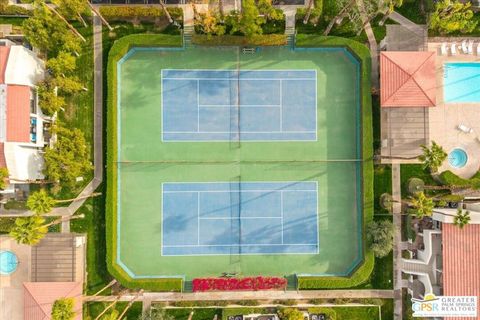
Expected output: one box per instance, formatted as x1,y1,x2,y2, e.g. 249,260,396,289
192,276,287,292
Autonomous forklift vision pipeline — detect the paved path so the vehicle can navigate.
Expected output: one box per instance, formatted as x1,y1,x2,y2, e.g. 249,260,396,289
357,0,379,89
84,290,394,302
392,163,403,320
389,12,425,38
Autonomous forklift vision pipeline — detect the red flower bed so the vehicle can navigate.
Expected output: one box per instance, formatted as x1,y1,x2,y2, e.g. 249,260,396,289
192,276,287,292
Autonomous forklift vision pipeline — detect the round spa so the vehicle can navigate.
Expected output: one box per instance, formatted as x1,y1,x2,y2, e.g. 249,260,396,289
448,148,468,169
0,250,18,275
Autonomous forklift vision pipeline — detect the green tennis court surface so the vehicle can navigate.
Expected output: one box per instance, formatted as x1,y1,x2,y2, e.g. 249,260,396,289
116,46,363,280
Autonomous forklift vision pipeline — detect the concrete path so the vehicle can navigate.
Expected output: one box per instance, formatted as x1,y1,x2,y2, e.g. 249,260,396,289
356,0,379,89
389,12,425,38
85,289,394,302
391,163,403,320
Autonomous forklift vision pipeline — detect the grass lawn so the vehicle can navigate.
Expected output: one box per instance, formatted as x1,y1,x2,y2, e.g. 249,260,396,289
165,308,222,320
84,301,143,319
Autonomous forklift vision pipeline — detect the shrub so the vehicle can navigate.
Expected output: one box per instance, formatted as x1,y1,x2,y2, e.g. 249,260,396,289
307,307,337,320
0,5,30,15
192,34,286,46
278,308,303,320
233,300,261,306
0,217,16,234
192,277,287,292
99,6,183,21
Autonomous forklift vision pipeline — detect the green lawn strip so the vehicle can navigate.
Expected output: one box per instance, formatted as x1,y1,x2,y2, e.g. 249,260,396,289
84,301,143,319
295,35,374,289
165,308,221,320
0,217,16,234
367,216,393,290
439,170,480,188
192,34,287,46
222,307,271,320
374,165,392,213
106,34,183,291
70,196,112,295
380,299,394,320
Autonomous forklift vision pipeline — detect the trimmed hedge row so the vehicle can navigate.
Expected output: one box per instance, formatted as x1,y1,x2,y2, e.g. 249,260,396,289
0,5,30,16
192,34,287,46
99,6,183,21
106,34,183,291
439,170,480,188
295,35,374,289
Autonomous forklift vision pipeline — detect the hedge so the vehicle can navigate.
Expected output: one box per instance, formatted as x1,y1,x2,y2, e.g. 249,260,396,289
295,35,374,289
99,6,183,21
439,170,480,188
192,34,287,46
106,34,183,291
222,308,270,320
0,5,30,16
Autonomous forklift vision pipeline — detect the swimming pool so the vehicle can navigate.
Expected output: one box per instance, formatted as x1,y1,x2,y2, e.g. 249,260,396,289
444,63,480,103
448,148,468,169
0,250,18,275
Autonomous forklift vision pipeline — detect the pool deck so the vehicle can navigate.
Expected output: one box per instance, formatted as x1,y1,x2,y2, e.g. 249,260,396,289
0,236,31,320
427,41,480,178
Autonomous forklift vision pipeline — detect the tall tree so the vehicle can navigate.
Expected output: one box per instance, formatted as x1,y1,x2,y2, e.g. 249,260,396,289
43,125,93,190
429,0,478,35
9,215,48,246
27,189,101,214
324,0,356,35
9,214,84,245
38,82,66,116
410,191,434,218
47,51,77,77
0,167,8,190
27,189,56,215
51,0,89,26
379,0,403,25
453,208,471,229
418,141,448,173
229,0,264,37
366,220,394,258
51,298,76,320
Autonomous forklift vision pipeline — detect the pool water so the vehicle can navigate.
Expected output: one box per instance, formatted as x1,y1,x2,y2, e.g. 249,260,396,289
444,63,480,103
0,250,18,275
448,148,468,169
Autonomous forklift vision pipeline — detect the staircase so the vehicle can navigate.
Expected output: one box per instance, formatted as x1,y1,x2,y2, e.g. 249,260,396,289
183,25,194,48
183,280,193,292
285,27,295,49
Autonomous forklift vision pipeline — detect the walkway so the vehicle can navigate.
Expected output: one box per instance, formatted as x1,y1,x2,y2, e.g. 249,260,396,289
392,163,402,320
85,289,394,302
356,0,379,89
389,12,425,38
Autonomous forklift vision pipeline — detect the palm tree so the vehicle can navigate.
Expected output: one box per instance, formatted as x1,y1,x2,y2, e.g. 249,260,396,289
303,0,315,24
453,208,471,229
27,189,56,215
9,215,48,246
324,0,356,35
410,191,435,218
159,0,173,24
9,214,85,245
51,297,75,320
418,141,448,173
27,189,102,214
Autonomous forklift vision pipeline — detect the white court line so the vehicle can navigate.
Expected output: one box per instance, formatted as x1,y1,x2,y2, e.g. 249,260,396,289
280,190,284,244
280,79,283,132
163,131,317,134
163,243,318,247
197,192,200,245
199,216,282,220
164,77,316,81
198,105,281,108
196,80,200,133
163,189,317,193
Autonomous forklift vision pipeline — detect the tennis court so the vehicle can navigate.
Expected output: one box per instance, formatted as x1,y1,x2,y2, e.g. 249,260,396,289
115,46,364,280
162,181,319,256
161,70,317,141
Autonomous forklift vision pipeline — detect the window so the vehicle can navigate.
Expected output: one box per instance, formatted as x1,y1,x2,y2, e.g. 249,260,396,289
30,88,36,114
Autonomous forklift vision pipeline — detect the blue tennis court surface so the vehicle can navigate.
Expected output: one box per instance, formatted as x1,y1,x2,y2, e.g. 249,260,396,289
161,70,317,141
162,182,319,256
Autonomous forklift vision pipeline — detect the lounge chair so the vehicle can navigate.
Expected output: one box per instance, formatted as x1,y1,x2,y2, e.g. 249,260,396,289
440,42,448,55
462,40,468,53
477,44,480,55
458,124,473,133
451,43,457,55
468,40,474,55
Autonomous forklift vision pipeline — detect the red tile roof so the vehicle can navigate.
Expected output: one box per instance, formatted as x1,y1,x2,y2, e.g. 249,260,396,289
23,282,83,320
380,51,436,107
0,143,6,169
0,46,10,84
442,223,480,320
6,85,30,142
